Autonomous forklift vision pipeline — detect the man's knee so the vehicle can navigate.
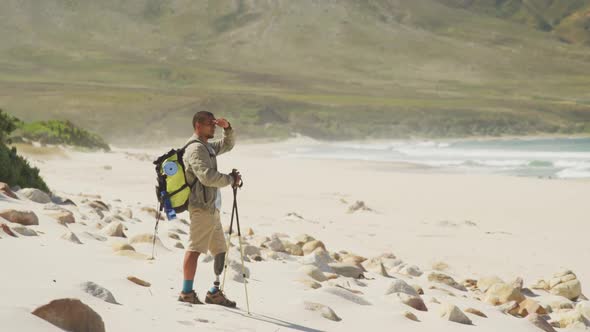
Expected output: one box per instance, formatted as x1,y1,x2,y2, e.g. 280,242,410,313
214,252,226,275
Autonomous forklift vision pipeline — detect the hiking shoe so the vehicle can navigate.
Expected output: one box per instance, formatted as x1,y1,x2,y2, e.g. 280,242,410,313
178,290,203,305
205,289,237,308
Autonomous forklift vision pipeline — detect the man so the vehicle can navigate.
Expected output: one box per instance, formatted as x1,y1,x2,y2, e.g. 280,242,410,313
178,111,241,307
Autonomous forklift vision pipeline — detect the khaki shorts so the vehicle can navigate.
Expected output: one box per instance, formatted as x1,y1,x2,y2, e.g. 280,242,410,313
187,209,227,256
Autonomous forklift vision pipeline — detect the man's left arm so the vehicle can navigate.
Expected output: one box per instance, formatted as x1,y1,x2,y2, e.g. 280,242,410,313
210,119,235,156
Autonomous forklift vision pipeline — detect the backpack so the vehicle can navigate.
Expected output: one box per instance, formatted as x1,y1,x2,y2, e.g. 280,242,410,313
153,140,204,214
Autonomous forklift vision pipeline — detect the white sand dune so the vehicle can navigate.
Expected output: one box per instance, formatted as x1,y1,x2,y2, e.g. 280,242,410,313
1,140,589,331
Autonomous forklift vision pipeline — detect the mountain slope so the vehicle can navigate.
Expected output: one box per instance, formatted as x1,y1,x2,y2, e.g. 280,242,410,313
0,0,589,144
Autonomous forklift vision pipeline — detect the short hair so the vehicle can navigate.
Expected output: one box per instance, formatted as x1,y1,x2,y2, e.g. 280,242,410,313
192,111,215,129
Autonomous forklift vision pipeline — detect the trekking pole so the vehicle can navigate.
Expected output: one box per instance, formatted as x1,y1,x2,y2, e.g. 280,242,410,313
150,200,162,260
221,170,250,314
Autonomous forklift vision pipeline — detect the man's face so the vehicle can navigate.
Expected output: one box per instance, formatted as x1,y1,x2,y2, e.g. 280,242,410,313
196,116,216,139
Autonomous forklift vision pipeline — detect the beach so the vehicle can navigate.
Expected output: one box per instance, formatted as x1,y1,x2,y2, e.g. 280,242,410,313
1,139,589,331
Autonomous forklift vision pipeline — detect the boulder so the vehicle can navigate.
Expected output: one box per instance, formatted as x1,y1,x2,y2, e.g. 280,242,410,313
464,308,487,318
385,279,419,297
393,293,428,311
439,304,472,325
528,314,557,332
61,231,83,244
81,281,119,305
328,263,364,279
49,211,75,225
19,188,51,203
0,182,17,199
303,302,341,321
299,265,328,282
302,240,326,255
477,276,504,292
101,222,126,238
0,209,39,226
11,225,38,236
550,279,582,301
32,298,105,332
484,283,525,305
428,272,467,291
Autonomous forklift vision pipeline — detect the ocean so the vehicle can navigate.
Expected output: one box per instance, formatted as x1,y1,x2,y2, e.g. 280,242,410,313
274,136,590,179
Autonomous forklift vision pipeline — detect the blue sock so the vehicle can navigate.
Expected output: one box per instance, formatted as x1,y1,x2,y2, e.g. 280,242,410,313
182,280,194,294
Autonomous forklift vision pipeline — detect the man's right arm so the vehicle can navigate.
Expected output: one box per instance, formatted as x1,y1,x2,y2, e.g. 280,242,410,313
187,145,234,188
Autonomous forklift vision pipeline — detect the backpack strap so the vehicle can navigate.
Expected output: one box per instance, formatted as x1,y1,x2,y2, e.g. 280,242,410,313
182,139,214,189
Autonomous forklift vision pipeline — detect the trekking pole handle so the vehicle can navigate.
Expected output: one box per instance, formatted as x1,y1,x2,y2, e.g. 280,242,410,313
231,168,243,188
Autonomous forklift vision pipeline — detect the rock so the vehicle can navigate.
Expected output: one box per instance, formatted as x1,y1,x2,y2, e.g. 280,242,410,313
49,211,75,225
11,225,38,236
393,293,428,311
439,304,472,325
465,308,487,318
168,232,180,240
120,208,133,219
242,245,262,257
251,236,271,248
413,285,425,295
400,265,423,277
300,249,334,271
322,286,372,305
328,263,364,279
463,279,478,289
518,298,547,317
32,298,105,332
283,242,304,256
19,188,51,203
129,233,166,249
430,297,441,304
246,227,254,236
0,182,17,199
299,265,328,282
403,311,419,322
511,276,524,290
477,276,504,292
89,200,109,212
101,222,126,238
537,295,575,313
127,276,151,287
1,223,17,237
266,237,285,252
298,279,322,289
550,279,582,301
341,254,367,266
175,242,184,249
302,240,326,255
81,281,119,304
347,200,372,213
111,243,135,252
303,302,341,322
551,310,590,329
428,272,467,291
362,257,390,276
295,234,315,246
531,279,550,291
385,279,420,297
61,231,83,244
432,261,449,271
0,209,39,226
497,301,519,316
484,283,525,305
528,314,557,332
578,301,590,321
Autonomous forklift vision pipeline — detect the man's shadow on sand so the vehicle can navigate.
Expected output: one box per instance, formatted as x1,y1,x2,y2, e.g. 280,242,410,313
224,308,325,332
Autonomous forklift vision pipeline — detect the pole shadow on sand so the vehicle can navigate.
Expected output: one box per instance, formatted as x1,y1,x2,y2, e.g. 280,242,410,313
224,308,326,332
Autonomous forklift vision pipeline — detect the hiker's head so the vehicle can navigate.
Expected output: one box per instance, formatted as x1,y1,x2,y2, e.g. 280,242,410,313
193,111,216,139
